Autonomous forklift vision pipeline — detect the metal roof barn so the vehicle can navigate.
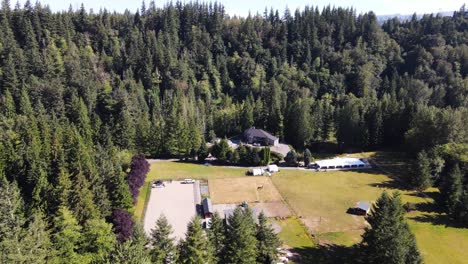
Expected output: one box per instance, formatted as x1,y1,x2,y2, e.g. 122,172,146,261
315,157,370,170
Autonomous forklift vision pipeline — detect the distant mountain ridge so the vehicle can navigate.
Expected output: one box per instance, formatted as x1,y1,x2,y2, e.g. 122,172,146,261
377,11,455,23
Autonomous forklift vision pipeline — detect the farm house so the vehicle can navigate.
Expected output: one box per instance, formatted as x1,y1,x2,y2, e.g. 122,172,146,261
311,157,371,170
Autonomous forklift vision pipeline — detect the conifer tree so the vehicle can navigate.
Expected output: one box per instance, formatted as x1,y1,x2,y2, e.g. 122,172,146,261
178,216,213,264
0,179,26,263
411,150,433,190
224,206,258,264
256,212,281,264
207,212,225,263
109,222,151,264
361,191,422,264
52,206,87,264
241,97,254,131
150,214,177,264
441,164,463,219
81,218,117,261
303,148,312,167
19,212,54,263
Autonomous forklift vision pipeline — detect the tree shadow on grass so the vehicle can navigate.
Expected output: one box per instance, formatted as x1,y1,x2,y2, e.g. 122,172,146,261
413,202,442,214
406,190,440,201
367,179,413,191
292,244,360,264
409,212,468,229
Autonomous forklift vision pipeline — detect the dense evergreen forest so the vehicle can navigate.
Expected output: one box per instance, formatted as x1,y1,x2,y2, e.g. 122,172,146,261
0,0,467,262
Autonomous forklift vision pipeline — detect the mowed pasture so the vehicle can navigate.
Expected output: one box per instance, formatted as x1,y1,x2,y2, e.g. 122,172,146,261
209,177,282,204
147,161,246,180
135,158,468,263
272,169,389,239
271,152,468,264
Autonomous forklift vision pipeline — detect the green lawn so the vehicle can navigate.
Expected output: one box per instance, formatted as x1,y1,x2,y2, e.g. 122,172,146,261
146,161,246,180
272,169,390,242
402,190,468,264
271,151,468,264
275,217,321,263
277,217,315,249
135,157,468,263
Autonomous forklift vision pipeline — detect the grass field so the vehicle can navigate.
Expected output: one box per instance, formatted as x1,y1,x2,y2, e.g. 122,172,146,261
209,177,282,204
275,217,320,263
271,152,468,264
146,161,246,180
135,157,468,263
272,169,389,241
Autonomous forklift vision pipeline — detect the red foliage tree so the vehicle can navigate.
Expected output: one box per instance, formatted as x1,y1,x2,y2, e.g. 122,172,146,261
127,154,150,203
112,209,134,242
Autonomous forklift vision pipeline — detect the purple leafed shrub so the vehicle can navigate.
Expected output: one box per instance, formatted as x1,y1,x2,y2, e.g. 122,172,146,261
127,154,150,203
112,209,134,242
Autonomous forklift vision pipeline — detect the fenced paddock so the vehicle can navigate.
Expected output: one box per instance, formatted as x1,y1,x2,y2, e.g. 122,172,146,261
143,181,197,240
208,177,282,204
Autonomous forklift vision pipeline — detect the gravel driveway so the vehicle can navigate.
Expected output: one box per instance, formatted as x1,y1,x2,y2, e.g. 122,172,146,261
144,181,197,240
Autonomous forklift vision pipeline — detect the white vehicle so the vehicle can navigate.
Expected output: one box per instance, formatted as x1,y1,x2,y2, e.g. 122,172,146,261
183,179,195,184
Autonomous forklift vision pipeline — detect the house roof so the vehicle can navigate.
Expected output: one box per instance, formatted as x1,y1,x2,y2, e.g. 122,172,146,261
356,201,371,212
203,198,213,214
244,127,278,141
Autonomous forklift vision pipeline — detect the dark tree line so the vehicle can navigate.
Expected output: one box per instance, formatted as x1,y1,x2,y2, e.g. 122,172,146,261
149,206,280,264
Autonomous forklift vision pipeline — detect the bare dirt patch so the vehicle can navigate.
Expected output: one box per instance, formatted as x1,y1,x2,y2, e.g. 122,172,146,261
209,177,283,204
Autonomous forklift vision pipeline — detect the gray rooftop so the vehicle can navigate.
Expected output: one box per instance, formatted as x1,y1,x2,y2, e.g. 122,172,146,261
357,201,371,212
244,127,278,141
203,198,213,214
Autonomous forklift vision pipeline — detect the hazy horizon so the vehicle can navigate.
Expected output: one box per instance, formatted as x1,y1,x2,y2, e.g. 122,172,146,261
13,0,466,17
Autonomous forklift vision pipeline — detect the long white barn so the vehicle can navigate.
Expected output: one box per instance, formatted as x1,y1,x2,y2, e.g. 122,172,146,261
313,157,371,170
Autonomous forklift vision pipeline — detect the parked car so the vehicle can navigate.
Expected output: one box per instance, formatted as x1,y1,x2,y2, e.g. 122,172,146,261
182,179,195,184
152,180,164,188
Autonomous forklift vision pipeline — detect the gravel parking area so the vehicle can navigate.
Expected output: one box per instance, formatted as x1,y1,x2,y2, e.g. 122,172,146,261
144,181,197,240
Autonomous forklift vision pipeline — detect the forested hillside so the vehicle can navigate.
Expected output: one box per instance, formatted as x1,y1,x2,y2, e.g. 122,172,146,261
0,0,467,262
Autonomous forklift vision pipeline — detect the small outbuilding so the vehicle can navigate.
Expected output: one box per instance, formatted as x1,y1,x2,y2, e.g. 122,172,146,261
202,198,213,218
267,164,279,173
349,201,371,216
249,168,264,176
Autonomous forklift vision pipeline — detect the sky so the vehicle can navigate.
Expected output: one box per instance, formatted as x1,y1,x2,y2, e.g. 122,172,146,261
15,0,466,17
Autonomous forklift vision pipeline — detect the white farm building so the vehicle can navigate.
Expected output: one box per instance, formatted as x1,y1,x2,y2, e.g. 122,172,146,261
311,157,371,170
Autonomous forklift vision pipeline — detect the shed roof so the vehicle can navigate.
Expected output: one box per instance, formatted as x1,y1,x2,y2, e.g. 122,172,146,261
203,198,213,214
356,201,371,212
244,127,278,141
